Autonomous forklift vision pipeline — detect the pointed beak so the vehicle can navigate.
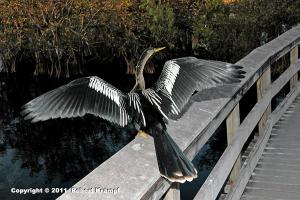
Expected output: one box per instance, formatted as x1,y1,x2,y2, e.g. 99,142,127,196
154,47,166,53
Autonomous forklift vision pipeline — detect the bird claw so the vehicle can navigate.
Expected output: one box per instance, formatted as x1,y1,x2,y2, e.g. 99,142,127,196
137,130,149,138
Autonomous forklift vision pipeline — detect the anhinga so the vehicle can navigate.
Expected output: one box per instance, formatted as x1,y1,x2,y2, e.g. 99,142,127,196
21,47,245,183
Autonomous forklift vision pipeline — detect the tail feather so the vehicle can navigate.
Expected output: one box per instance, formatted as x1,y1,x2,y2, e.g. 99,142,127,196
153,130,197,183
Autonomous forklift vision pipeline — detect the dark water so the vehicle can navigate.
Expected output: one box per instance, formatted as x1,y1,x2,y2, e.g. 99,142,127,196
181,123,227,199
0,73,137,200
0,72,225,200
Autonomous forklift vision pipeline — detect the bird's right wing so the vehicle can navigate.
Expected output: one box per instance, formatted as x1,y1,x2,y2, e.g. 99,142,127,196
152,57,245,117
21,76,136,126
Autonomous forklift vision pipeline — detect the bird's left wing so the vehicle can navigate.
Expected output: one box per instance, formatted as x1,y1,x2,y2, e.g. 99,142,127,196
22,76,135,126
152,57,245,117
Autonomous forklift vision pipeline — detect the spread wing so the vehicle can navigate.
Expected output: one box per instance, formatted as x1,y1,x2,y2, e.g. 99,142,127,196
153,57,245,116
21,76,145,127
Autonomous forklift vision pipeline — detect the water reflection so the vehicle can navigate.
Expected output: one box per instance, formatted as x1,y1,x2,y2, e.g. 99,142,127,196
0,73,136,200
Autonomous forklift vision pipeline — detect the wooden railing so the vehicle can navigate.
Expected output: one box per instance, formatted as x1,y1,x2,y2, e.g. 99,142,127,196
58,25,300,200
195,31,300,200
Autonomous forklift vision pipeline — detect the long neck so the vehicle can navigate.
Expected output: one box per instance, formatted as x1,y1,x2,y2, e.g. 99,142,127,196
132,53,152,91
136,56,148,76
130,73,145,92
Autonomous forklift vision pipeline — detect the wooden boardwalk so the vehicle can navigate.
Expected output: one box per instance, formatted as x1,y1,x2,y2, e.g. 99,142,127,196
241,96,300,200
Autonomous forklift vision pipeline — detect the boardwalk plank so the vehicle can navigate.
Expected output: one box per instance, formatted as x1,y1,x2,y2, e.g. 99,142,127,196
268,139,300,146
247,180,300,193
269,133,300,140
265,143,300,150
255,162,300,172
258,156,300,165
259,152,300,160
250,174,300,185
243,188,300,200
241,196,285,200
248,146,300,154
252,168,300,178
261,148,300,155
241,194,294,200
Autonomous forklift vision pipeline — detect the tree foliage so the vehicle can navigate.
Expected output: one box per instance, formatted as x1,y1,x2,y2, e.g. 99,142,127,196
0,0,299,77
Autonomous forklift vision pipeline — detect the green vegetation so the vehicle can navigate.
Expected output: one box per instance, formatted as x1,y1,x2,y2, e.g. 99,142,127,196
0,0,299,77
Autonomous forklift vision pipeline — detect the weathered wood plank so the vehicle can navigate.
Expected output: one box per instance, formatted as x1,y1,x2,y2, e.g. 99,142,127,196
256,67,271,135
248,142,300,151
246,138,258,148
270,133,300,140
226,104,241,187
259,147,300,154
290,73,299,88
245,147,300,160
255,162,300,172
250,174,300,185
290,45,299,65
252,168,300,180
260,152,300,160
268,139,300,146
163,183,180,200
265,143,300,150
253,168,300,178
247,180,300,194
270,131,300,139
258,156,300,166
241,194,284,200
243,188,300,200
290,46,299,89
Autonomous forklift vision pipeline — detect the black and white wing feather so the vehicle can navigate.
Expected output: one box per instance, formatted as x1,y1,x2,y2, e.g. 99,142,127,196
153,57,245,116
21,76,144,127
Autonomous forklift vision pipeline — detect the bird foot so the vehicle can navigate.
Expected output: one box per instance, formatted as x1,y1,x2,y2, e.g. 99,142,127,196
137,130,149,138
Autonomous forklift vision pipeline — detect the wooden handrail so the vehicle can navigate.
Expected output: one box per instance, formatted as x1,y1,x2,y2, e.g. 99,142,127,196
194,59,300,200
224,83,300,200
58,25,300,200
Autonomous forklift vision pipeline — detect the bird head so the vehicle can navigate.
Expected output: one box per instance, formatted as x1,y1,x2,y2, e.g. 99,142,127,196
136,47,166,71
153,47,166,53
147,47,166,57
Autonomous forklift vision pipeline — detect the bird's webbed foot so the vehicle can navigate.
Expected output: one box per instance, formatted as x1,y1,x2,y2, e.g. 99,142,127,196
136,130,149,138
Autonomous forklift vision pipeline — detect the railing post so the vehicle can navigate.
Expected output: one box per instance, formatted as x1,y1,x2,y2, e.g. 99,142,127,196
225,103,241,191
290,45,299,89
256,67,271,135
163,183,180,200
